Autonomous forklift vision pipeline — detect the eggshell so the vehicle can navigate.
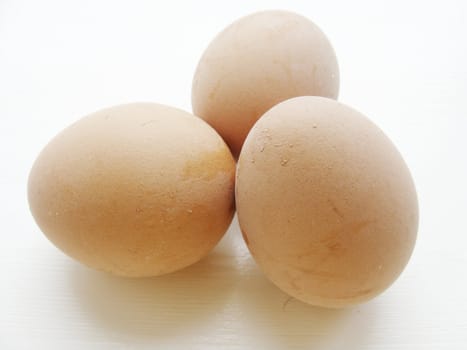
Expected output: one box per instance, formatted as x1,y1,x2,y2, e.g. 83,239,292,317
192,10,339,158
236,96,418,308
28,103,235,277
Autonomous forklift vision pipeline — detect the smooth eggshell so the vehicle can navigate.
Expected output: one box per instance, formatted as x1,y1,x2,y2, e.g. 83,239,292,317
236,96,418,308
192,10,339,158
28,103,236,277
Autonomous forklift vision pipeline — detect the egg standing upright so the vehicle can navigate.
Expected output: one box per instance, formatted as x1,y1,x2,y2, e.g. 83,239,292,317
192,10,339,157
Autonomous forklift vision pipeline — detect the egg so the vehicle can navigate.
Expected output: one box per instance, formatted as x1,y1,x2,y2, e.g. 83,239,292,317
28,103,236,277
192,10,339,158
236,96,418,308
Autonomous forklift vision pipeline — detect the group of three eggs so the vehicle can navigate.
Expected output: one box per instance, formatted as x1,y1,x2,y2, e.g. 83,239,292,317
28,10,418,308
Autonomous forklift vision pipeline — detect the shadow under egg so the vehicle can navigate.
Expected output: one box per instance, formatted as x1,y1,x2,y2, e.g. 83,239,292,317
68,247,239,340
235,266,382,349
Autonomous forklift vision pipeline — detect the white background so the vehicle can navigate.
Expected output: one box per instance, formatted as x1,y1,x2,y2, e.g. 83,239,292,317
1,0,467,349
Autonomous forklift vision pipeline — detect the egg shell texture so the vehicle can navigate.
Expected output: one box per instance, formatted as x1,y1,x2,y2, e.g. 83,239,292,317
192,10,339,158
28,103,236,277
236,96,418,307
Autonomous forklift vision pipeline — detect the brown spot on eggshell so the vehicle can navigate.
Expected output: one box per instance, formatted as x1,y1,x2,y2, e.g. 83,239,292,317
182,147,232,181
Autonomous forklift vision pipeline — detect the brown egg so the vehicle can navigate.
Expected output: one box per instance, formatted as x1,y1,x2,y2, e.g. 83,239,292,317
28,103,235,277
236,96,418,308
192,10,339,158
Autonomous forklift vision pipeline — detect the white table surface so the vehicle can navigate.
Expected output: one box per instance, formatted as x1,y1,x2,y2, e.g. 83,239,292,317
1,0,467,349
